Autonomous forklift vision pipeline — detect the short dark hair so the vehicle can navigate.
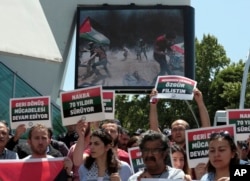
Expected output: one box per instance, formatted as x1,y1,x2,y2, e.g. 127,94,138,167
139,130,169,151
133,128,145,136
28,124,49,139
100,119,121,133
120,127,129,135
127,135,140,148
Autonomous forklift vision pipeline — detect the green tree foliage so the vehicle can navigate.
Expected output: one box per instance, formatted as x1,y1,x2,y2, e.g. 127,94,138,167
195,34,230,123
115,94,149,134
115,93,201,133
209,61,250,116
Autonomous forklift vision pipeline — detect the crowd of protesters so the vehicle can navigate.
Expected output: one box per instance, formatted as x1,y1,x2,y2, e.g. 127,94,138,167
1,87,250,181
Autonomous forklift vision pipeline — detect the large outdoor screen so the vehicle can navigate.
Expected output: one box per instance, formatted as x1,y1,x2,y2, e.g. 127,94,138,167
75,5,195,93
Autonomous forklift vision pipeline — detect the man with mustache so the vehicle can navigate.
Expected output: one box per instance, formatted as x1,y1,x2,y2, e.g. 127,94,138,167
128,130,185,181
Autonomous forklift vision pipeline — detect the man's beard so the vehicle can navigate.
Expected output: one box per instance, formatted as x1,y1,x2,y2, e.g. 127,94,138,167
31,144,47,155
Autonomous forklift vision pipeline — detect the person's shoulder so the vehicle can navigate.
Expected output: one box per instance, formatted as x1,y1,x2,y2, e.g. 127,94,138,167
51,139,64,146
200,172,213,181
120,160,129,166
119,160,132,170
5,148,17,154
127,170,143,181
117,148,130,164
68,143,76,152
167,166,185,179
46,155,54,158
167,165,183,172
118,160,133,179
22,155,32,159
48,145,63,157
117,148,128,155
240,159,250,165
5,148,19,159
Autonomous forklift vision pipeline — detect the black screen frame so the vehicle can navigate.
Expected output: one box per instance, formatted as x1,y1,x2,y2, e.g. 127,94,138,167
75,4,195,93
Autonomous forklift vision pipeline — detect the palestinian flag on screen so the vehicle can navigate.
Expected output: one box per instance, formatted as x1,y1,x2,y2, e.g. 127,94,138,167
79,17,110,45
0,158,64,181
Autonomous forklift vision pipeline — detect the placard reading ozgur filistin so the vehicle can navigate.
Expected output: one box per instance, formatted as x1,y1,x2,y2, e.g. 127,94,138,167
11,98,49,122
230,165,250,180
154,75,197,100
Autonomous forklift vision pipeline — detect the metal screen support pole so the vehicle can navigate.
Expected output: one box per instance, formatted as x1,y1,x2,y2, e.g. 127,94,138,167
184,100,200,128
239,50,250,109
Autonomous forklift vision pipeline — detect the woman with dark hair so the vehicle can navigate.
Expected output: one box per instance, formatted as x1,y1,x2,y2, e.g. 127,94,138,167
200,131,240,181
171,144,192,181
73,120,132,181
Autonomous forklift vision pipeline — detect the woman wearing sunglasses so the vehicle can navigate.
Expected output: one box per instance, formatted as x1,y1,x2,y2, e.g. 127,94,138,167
200,131,240,181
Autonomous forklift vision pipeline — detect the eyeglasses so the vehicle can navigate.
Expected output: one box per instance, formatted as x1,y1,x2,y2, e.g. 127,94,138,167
209,131,231,139
141,147,164,155
171,127,185,132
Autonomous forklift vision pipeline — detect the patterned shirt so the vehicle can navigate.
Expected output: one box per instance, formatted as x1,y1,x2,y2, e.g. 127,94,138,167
79,161,132,181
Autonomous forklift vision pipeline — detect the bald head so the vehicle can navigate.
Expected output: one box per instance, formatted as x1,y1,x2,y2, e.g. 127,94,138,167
171,119,190,130
170,119,189,147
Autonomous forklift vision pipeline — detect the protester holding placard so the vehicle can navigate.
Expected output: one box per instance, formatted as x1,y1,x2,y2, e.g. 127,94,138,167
73,120,132,181
149,88,210,147
150,87,210,146
149,87,210,180
149,87,210,152
67,122,91,181
200,131,240,181
6,123,26,151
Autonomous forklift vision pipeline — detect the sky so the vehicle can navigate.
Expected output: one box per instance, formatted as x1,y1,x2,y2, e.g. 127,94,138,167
63,0,250,91
191,0,250,62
